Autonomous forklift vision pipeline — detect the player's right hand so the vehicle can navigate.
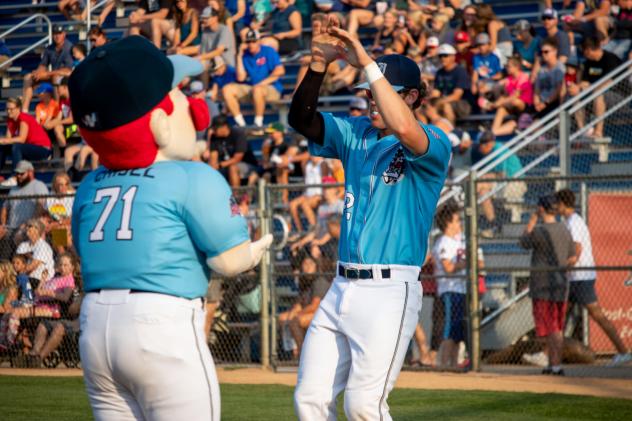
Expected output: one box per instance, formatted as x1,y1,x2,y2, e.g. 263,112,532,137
310,14,344,71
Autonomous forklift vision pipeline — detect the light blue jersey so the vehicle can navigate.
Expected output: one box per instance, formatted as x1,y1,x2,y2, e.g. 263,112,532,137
72,161,250,299
310,113,451,266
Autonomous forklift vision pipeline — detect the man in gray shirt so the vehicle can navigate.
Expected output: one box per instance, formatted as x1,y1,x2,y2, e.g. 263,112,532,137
196,7,236,72
520,195,575,376
0,160,49,258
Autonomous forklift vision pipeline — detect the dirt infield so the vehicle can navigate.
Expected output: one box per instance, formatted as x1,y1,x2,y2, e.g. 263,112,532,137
2,367,631,401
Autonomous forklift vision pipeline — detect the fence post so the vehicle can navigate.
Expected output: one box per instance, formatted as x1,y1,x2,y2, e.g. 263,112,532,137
258,179,271,368
580,181,590,347
465,172,480,371
559,110,571,188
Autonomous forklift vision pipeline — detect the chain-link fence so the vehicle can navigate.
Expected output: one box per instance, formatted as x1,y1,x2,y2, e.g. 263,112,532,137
2,174,631,378
468,175,632,377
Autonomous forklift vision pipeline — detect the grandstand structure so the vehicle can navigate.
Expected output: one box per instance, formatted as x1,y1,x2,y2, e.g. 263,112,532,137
1,0,631,376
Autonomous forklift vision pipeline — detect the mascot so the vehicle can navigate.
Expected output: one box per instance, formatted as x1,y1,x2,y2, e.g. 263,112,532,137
69,36,272,420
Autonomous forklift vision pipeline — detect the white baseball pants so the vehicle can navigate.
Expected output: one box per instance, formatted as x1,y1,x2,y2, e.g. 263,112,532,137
294,263,422,421
79,290,220,421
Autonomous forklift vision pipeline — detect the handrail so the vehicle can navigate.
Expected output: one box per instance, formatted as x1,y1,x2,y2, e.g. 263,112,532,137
86,0,111,49
0,13,52,71
439,57,632,205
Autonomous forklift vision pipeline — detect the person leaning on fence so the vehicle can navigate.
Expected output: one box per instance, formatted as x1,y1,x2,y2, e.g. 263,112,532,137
432,203,470,368
519,195,575,376
555,189,632,367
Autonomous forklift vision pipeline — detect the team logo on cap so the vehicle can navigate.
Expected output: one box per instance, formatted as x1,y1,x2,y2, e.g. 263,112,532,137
377,62,387,74
382,147,406,185
83,112,98,128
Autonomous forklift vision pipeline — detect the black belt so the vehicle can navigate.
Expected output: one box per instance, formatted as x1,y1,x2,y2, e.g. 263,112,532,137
338,264,391,280
86,289,153,294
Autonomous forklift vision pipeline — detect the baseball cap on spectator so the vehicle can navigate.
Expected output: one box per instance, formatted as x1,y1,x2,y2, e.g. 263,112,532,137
512,19,531,35
15,160,34,174
266,122,285,133
188,80,204,94
566,55,579,67
438,44,457,55
35,83,54,95
475,33,490,46
245,29,260,42
542,8,558,20
53,25,65,34
454,31,469,43
354,54,422,91
349,97,368,110
426,36,440,48
211,114,229,129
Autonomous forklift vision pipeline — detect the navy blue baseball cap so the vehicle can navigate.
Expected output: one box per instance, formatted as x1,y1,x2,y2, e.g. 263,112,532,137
355,54,422,92
69,36,203,131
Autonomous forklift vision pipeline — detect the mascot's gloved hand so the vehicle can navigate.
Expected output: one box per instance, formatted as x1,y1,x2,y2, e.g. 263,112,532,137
206,234,274,277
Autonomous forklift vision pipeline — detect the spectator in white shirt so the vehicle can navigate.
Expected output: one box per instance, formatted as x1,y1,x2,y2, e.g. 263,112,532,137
556,189,632,367
16,219,55,283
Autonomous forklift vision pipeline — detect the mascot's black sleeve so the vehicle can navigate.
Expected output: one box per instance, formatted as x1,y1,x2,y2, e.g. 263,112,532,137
288,68,325,145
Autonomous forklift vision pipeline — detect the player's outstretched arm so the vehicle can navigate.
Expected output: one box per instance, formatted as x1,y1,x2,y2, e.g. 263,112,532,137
207,234,273,277
328,26,429,155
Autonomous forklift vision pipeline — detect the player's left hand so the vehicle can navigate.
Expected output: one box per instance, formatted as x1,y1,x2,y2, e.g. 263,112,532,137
327,25,372,69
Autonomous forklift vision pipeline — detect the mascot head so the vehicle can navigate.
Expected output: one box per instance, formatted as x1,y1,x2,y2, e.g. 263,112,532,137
68,36,210,170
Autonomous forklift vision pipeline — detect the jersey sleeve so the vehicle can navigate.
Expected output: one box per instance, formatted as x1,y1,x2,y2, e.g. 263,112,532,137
182,164,250,258
401,124,451,182
309,112,360,163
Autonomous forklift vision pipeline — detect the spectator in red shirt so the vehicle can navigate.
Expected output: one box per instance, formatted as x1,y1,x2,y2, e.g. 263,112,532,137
0,98,52,172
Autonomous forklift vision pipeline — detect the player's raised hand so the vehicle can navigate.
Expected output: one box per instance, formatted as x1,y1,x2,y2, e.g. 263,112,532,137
327,24,372,69
311,14,344,71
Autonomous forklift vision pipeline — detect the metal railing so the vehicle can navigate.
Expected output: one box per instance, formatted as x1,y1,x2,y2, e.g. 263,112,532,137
85,0,111,50
440,57,632,206
0,14,52,71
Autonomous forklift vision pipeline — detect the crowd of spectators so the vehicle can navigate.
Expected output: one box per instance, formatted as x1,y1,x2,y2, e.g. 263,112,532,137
2,0,632,366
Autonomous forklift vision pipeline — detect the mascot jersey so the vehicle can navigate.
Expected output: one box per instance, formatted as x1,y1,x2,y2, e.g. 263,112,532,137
72,161,249,299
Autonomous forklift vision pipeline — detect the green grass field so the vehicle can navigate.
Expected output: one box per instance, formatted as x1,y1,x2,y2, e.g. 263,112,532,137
1,376,632,421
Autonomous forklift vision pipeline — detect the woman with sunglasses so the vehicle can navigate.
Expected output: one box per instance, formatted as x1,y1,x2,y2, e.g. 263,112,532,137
0,98,51,173
289,15,451,421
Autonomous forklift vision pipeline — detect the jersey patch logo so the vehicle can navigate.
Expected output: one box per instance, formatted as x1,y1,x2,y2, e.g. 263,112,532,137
426,126,441,140
230,196,241,217
382,147,406,185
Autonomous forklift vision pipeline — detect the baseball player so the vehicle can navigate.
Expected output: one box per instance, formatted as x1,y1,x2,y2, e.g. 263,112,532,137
69,37,272,421
288,16,451,421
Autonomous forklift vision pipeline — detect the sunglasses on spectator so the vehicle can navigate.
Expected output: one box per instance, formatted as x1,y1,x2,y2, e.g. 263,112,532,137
541,49,554,54
349,107,364,111
542,16,555,21
89,38,98,42
439,54,452,58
